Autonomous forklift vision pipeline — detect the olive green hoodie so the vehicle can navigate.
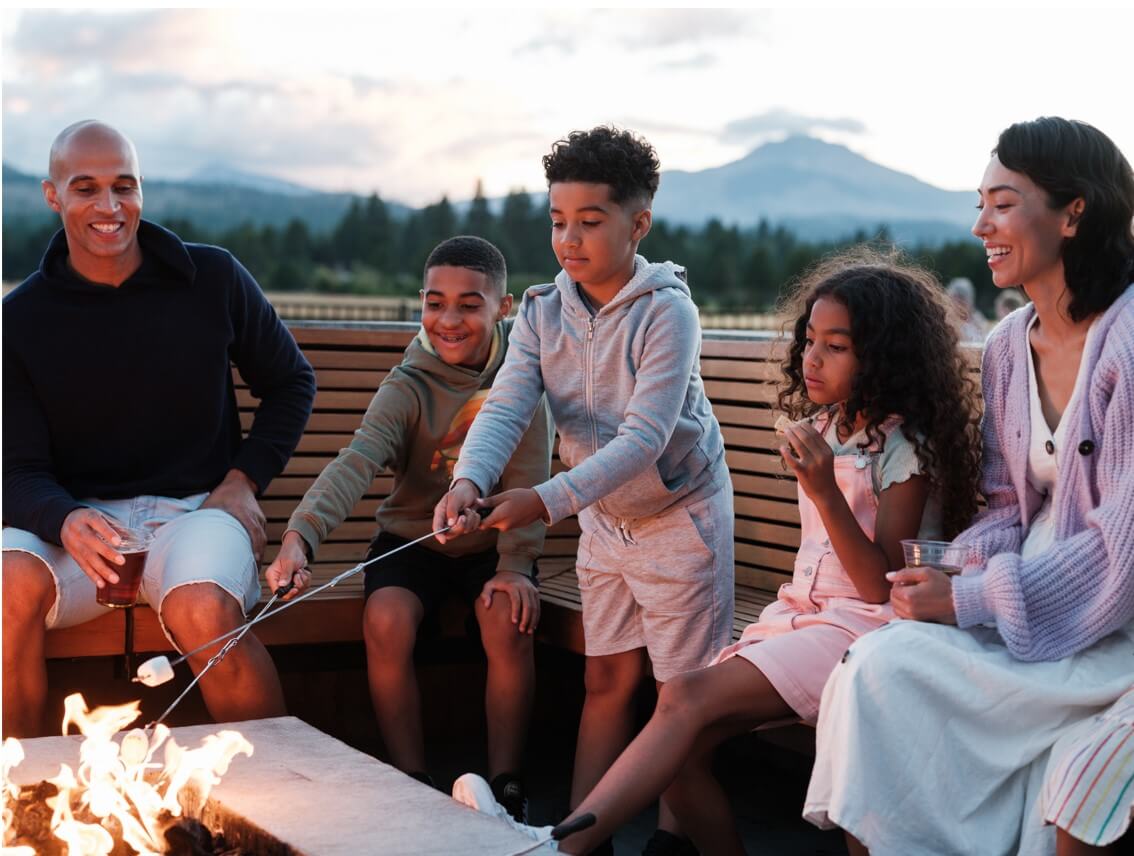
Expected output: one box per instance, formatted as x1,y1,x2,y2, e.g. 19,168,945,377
287,319,552,574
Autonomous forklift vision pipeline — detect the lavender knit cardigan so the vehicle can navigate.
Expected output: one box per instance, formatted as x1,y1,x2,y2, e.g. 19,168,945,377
951,283,1134,662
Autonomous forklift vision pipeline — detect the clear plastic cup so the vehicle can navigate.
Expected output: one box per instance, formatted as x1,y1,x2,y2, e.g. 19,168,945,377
96,523,154,608
900,539,967,576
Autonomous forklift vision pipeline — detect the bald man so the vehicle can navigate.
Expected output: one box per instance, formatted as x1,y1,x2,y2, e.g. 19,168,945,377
2,121,316,736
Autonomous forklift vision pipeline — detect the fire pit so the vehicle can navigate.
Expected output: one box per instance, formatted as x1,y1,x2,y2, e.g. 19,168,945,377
6,716,548,855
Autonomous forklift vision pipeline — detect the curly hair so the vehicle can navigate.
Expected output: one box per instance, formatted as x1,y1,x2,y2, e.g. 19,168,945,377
777,248,983,537
994,117,1134,321
425,235,507,295
542,126,660,207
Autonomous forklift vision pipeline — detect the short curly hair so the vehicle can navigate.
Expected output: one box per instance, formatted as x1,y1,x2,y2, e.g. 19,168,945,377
542,126,660,207
777,247,983,538
424,235,507,295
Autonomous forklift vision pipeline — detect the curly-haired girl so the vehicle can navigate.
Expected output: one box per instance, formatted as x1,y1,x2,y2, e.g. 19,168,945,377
454,250,982,854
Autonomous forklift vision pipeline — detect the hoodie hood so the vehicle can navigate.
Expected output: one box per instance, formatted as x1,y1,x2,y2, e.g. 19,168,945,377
399,320,506,392
555,255,690,317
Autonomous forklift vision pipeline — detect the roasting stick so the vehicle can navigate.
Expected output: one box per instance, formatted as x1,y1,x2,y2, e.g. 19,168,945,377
140,526,452,728
506,813,597,856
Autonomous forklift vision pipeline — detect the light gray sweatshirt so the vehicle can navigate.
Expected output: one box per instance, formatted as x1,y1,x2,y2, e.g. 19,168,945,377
453,256,728,526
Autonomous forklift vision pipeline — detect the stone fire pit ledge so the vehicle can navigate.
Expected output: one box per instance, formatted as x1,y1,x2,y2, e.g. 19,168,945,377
9,715,549,855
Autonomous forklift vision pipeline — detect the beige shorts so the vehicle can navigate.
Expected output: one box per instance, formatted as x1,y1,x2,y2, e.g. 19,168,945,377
575,484,735,682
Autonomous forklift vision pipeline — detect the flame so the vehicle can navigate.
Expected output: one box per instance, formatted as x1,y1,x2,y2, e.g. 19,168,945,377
2,693,252,855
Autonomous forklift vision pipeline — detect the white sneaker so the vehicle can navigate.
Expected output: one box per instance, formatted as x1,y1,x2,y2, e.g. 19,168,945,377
452,773,558,850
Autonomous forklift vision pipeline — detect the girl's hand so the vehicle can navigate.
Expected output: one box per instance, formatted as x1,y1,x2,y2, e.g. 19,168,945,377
779,422,838,503
476,488,550,531
887,567,957,623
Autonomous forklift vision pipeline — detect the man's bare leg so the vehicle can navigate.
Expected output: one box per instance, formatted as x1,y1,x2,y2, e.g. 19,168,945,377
161,583,285,723
1,553,55,737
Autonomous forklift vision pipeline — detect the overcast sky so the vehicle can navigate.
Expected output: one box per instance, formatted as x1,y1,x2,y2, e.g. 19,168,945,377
4,7,1134,205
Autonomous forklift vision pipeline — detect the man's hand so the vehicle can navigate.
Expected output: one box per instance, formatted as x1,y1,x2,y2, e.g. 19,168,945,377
476,488,550,532
60,507,126,588
887,567,957,624
779,421,839,504
263,530,312,600
480,571,541,634
432,479,482,544
201,469,267,560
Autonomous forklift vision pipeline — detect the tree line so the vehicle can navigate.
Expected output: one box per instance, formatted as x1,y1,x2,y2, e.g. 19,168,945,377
1,184,996,313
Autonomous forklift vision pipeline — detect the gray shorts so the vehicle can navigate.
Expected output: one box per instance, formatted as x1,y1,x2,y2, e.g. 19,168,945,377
2,493,261,649
576,484,735,682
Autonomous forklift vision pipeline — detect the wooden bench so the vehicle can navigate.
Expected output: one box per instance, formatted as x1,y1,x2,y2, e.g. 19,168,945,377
44,321,979,663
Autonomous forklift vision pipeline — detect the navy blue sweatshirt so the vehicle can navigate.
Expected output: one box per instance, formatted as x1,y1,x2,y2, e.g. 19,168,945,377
3,221,316,545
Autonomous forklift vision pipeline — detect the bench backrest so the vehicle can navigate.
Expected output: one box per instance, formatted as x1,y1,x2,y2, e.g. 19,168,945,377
251,322,981,601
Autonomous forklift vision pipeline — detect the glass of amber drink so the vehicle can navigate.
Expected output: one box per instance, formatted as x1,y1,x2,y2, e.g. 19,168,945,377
96,524,154,608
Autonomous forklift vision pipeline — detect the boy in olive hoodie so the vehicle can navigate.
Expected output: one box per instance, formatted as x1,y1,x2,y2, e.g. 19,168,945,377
267,236,551,820
439,128,734,855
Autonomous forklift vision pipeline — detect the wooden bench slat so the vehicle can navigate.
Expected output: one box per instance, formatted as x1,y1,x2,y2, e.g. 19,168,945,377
47,323,975,666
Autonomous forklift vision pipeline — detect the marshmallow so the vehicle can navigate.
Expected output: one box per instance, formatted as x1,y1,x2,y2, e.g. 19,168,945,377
119,728,150,765
135,656,175,687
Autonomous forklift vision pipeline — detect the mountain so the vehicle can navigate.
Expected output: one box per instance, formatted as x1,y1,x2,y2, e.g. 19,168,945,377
3,137,974,244
652,135,975,243
183,163,318,196
1,164,410,234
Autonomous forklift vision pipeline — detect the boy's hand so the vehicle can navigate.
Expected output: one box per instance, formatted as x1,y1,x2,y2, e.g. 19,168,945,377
264,530,312,600
887,567,957,624
476,488,550,532
433,479,482,543
480,571,541,634
778,422,838,503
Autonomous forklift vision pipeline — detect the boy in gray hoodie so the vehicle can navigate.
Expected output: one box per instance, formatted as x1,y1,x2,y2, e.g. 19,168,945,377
266,236,551,821
437,127,734,854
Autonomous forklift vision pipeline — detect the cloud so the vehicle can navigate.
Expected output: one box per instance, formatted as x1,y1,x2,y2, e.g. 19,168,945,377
7,9,222,79
655,51,718,71
722,109,867,145
616,9,760,48
513,33,578,57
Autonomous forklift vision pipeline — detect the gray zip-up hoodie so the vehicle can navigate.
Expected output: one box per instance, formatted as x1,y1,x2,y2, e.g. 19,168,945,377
453,255,728,526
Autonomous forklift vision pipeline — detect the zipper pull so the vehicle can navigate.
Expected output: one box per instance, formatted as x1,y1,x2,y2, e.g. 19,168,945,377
586,320,595,341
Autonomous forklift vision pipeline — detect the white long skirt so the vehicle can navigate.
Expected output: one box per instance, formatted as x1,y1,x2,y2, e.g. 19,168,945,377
803,620,1134,856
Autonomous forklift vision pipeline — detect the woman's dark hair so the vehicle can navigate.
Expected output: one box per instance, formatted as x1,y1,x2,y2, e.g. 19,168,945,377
542,126,660,207
778,248,982,537
994,117,1134,320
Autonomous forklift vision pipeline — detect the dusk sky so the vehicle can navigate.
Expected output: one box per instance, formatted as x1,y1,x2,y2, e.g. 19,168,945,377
4,7,1134,206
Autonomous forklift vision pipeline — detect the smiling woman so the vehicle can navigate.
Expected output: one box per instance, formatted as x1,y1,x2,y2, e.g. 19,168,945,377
804,117,1134,856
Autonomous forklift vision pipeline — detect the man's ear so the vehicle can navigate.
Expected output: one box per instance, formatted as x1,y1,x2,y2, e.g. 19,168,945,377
42,179,61,213
1063,197,1086,237
632,208,653,243
497,293,514,319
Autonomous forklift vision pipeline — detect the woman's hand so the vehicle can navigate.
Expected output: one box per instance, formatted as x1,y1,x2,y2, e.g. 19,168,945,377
779,421,839,503
888,567,957,623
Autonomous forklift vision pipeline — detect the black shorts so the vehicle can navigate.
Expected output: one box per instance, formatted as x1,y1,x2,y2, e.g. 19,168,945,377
362,531,502,617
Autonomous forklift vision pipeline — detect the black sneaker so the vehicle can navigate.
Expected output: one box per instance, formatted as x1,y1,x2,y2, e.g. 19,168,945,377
642,829,699,856
490,773,528,824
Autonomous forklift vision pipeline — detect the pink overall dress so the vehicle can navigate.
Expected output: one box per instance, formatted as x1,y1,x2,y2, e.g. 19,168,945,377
712,416,897,724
